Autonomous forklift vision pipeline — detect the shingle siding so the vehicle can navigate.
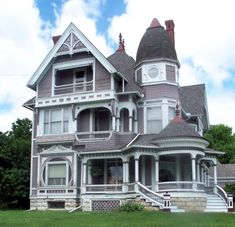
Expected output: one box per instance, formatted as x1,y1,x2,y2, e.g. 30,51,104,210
144,84,179,100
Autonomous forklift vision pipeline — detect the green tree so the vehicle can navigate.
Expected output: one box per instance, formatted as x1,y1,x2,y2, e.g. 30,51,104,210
204,124,235,164
0,118,31,209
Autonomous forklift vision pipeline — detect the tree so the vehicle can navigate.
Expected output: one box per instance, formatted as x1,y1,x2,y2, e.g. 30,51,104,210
0,118,31,209
204,124,235,164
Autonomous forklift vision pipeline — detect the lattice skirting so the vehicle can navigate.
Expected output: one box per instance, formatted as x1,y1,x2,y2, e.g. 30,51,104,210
91,200,120,211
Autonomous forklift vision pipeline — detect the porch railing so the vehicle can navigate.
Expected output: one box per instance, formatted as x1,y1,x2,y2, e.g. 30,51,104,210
37,187,80,195
86,184,123,193
158,181,205,192
54,80,93,95
75,131,112,142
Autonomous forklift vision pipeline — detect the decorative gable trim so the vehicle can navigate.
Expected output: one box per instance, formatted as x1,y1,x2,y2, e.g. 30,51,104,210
41,145,75,155
27,23,127,90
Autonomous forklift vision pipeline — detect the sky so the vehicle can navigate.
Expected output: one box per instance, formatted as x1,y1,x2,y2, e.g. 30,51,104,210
1,0,235,132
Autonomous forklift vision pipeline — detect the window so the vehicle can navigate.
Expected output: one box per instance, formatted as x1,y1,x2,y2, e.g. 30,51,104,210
48,163,66,186
168,107,175,122
146,106,162,133
166,65,176,82
43,107,69,134
74,69,86,92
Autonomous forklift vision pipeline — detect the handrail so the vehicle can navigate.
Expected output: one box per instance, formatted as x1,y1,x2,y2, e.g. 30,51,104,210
54,80,93,89
137,182,164,206
216,185,228,206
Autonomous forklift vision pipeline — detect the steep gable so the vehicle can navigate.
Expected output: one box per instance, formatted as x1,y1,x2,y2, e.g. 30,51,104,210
27,23,127,90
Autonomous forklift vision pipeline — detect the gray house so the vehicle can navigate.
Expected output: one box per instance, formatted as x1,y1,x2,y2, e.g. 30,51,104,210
24,18,233,212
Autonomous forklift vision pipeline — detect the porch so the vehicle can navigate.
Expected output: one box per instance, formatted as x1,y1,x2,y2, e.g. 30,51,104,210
80,154,217,194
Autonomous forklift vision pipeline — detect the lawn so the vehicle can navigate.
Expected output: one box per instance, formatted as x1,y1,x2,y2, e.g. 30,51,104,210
0,211,234,227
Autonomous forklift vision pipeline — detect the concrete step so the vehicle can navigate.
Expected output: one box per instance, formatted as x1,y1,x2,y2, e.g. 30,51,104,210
170,206,185,213
204,208,227,212
205,194,228,212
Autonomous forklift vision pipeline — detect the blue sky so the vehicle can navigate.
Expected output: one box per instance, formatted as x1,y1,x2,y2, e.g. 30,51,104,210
1,0,235,132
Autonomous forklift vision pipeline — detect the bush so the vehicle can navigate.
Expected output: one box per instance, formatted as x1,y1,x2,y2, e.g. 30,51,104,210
224,183,235,202
119,202,144,212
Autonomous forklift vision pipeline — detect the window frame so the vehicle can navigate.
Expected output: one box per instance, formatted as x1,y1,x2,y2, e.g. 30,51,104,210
46,161,68,186
145,106,162,133
43,107,69,135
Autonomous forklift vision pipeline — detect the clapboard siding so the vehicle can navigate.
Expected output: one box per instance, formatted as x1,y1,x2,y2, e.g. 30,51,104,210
95,60,111,91
38,67,52,98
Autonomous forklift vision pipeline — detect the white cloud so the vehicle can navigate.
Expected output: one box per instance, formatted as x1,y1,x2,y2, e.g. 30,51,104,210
0,0,50,132
53,0,113,56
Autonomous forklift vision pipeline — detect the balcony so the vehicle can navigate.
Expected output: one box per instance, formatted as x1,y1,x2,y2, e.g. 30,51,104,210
75,131,112,142
54,80,93,95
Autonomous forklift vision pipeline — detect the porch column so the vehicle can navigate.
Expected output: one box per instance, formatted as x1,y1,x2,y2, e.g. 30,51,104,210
155,157,159,192
196,161,200,182
82,160,87,193
122,159,129,192
176,155,180,181
201,166,206,186
74,153,78,186
191,157,196,190
213,163,217,193
135,158,139,182
203,169,207,185
129,116,133,132
112,115,116,131
206,170,209,187
141,156,146,185
116,117,120,132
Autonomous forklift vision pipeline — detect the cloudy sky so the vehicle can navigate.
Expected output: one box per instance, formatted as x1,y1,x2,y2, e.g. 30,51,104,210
1,0,235,132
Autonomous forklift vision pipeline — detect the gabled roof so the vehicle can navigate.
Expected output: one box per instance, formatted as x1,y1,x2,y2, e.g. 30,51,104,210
23,97,35,111
27,23,126,90
155,115,203,140
180,84,209,130
108,51,142,94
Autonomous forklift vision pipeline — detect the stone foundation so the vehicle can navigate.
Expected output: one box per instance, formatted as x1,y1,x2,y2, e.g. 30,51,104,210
171,197,207,212
30,198,80,210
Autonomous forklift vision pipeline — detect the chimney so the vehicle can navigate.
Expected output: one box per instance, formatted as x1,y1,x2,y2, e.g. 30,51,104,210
52,35,61,45
165,20,175,47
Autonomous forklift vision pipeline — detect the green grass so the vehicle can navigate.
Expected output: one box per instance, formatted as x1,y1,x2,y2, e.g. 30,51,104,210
0,211,234,227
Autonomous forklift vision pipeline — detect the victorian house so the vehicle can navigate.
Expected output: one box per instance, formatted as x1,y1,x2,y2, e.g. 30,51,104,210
24,18,233,212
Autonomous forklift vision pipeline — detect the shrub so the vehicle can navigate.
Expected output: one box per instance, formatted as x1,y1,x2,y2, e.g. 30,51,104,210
224,183,235,202
119,202,144,212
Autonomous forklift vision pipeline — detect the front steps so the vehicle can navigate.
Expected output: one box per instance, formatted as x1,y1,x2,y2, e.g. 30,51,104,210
204,194,227,212
139,195,185,212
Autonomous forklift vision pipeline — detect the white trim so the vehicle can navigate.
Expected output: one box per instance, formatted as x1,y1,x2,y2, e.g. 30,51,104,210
53,58,95,71
46,161,68,186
